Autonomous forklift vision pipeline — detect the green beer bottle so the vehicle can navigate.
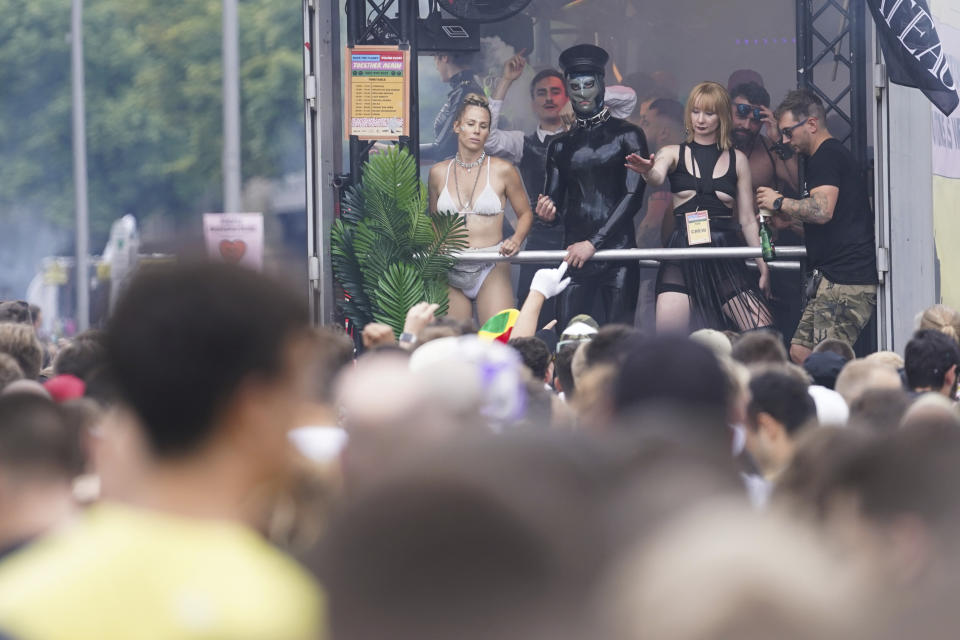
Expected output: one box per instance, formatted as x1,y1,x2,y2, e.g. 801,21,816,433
758,211,776,261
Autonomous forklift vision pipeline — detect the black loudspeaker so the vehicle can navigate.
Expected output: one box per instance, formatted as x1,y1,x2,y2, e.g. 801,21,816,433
439,0,533,23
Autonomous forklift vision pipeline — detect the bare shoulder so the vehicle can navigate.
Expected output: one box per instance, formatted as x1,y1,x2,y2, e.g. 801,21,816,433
733,148,749,166
428,160,449,182
657,144,681,163
490,155,520,178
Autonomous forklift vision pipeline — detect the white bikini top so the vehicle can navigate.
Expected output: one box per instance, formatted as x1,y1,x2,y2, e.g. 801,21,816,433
436,156,503,216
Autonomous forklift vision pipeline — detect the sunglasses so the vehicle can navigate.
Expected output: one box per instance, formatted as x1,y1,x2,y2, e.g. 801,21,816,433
735,103,764,121
780,118,811,140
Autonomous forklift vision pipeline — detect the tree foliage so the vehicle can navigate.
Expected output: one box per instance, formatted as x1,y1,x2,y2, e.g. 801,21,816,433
0,0,303,238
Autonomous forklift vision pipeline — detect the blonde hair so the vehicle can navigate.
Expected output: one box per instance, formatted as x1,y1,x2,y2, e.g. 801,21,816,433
454,93,491,125
918,304,960,344
684,81,733,150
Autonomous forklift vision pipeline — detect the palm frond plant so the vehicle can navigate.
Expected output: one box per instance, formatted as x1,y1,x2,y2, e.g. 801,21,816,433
331,146,469,337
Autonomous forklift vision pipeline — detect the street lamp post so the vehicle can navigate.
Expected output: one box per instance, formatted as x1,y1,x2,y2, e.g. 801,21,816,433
71,0,89,331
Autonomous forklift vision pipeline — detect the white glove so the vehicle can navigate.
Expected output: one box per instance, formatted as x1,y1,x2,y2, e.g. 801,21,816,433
529,262,571,299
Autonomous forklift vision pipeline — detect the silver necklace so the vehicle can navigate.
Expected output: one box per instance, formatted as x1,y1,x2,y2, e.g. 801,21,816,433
453,156,484,212
455,151,486,173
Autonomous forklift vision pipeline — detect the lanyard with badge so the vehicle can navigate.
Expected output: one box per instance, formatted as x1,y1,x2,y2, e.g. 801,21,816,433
684,144,713,246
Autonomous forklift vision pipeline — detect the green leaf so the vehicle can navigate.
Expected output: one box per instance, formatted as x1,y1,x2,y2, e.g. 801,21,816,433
372,262,426,337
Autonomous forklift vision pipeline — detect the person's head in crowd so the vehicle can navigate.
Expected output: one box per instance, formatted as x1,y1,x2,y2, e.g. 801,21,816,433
847,388,912,433
637,98,684,153
286,327,355,467
582,324,639,371
835,358,903,405
718,356,750,430
729,81,771,149
900,393,960,432
0,394,83,556
509,337,553,385
553,342,577,399
689,328,733,359
602,502,868,640
803,351,847,389
727,68,765,91
558,314,598,355
570,325,640,426
865,350,905,370
776,89,830,156
52,330,105,382
623,71,663,127
905,329,960,398
917,303,960,344
731,330,787,365
529,68,568,130
0,301,31,325
684,81,734,150
104,262,314,516
813,338,856,362
744,368,816,479
773,426,875,519
434,50,476,82
0,353,23,393
808,384,850,427
318,433,605,640
0,323,42,380
818,424,960,589
612,336,730,444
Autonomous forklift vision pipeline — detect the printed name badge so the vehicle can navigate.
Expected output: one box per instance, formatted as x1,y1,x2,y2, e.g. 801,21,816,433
685,210,712,246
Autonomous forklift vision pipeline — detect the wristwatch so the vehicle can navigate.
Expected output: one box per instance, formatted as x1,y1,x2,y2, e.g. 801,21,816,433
399,331,418,346
772,195,784,211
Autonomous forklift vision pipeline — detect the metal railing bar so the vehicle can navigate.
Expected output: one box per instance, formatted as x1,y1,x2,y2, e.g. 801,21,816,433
453,246,807,264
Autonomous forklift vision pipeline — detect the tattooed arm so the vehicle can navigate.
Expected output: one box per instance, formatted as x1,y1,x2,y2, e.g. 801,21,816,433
780,185,839,224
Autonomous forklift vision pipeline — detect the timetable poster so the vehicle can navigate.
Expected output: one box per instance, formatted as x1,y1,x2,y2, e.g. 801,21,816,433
345,46,410,140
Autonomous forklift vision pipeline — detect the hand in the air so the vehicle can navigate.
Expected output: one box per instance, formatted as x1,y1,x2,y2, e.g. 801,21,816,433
536,194,557,222
529,262,572,299
625,152,655,176
361,322,396,349
402,302,440,337
500,235,522,257
501,52,526,82
564,240,596,269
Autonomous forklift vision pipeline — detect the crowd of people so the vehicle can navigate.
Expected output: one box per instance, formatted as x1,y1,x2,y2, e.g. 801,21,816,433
0,41,953,640
0,260,959,639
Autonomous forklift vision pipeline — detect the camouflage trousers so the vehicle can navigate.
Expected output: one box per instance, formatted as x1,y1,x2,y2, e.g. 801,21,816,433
791,275,876,350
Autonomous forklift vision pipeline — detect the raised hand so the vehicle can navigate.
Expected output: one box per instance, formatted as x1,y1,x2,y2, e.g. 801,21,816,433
536,194,557,222
529,262,571,299
502,52,526,83
402,301,440,337
625,152,655,176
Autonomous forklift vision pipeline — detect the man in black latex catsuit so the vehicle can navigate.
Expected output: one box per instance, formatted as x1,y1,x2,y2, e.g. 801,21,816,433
535,45,649,329
420,52,484,164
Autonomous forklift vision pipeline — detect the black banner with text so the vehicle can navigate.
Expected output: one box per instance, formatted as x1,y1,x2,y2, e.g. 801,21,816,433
867,0,959,115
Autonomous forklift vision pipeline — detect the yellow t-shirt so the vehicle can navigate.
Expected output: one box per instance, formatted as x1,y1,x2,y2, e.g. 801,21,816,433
0,502,324,640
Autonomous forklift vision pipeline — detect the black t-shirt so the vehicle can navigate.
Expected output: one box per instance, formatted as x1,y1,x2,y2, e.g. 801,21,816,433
802,138,877,284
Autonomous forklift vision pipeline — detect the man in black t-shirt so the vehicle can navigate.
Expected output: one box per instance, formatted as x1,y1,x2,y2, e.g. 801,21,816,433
757,90,877,364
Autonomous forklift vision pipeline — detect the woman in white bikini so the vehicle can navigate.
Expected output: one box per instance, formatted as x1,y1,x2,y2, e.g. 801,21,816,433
429,94,533,325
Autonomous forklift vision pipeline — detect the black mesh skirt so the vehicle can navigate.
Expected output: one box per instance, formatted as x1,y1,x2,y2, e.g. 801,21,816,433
655,215,771,331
